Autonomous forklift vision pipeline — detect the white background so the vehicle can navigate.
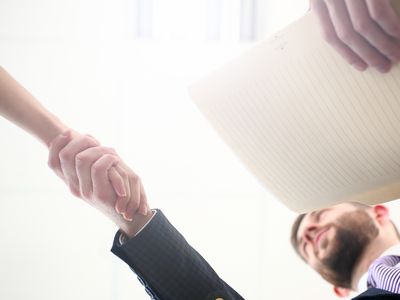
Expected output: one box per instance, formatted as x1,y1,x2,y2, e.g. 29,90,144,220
1,1,399,299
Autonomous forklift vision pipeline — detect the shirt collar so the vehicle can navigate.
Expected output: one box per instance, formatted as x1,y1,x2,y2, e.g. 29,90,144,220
356,243,400,293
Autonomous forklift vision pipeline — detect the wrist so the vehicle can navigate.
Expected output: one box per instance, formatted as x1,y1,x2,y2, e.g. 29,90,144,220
119,209,155,238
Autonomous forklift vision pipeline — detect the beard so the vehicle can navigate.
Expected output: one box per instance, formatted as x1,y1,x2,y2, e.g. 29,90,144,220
316,209,379,288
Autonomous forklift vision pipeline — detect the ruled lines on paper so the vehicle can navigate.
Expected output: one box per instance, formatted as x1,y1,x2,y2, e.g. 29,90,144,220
190,11,400,212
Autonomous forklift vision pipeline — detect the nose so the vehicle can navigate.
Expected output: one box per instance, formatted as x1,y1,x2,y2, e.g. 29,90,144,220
304,225,318,243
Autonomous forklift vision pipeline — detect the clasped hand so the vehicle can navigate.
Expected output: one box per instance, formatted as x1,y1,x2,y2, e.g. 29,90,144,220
48,131,150,227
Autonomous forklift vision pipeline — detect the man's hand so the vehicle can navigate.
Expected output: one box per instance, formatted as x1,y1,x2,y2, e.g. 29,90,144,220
311,0,400,73
48,131,150,224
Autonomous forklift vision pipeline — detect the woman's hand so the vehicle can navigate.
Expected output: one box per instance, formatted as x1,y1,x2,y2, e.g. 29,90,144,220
48,131,150,223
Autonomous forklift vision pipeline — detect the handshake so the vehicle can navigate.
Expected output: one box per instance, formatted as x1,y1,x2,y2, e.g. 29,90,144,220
0,66,153,239
48,130,153,238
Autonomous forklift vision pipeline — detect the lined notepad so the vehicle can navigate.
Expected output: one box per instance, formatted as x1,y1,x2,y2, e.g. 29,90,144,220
190,3,400,213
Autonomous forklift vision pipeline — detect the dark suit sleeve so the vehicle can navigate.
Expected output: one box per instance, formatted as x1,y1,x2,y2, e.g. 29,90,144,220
352,288,400,300
111,209,244,300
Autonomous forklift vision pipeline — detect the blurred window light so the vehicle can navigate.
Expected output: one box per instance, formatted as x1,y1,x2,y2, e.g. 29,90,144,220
240,0,256,41
135,0,153,38
133,0,258,42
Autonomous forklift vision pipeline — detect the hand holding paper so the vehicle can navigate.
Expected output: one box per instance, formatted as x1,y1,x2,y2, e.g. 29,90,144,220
190,4,400,213
311,0,400,73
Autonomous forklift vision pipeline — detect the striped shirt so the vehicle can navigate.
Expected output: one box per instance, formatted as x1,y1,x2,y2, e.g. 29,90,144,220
367,255,400,294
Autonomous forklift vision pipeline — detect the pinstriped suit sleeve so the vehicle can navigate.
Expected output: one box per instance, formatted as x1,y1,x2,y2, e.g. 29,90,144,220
111,209,244,300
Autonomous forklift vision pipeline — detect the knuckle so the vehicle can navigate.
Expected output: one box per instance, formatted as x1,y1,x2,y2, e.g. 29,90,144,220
59,148,73,162
353,20,373,35
337,29,356,44
86,134,100,146
47,157,57,170
91,163,104,175
369,5,386,22
385,21,400,36
69,185,81,198
75,152,88,167
102,153,114,161
104,147,116,154
383,46,400,60
83,134,97,145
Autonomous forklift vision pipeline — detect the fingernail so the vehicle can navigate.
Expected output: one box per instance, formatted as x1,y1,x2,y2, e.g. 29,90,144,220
377,65,390,73
351,63,366,72
117,191,127,197
124,215,133,222
116,183,126,197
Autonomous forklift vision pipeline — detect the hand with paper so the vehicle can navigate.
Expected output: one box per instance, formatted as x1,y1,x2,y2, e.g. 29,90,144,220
311,0,400,73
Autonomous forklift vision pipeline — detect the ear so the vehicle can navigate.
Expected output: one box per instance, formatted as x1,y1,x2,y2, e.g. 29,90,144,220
333,286,350,298
373,205,389,225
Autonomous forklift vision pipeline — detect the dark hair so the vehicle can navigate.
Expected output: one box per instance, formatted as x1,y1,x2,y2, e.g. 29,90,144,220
290,213,306,259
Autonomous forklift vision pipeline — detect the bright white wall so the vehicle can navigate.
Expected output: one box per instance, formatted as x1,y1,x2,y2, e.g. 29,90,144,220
3,1,397,300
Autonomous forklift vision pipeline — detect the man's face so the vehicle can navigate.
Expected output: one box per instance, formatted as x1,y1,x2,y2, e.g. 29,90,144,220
295,203,379,288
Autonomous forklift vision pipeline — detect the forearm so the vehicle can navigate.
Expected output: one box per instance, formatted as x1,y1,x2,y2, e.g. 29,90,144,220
0,66,67,146
112,209,244,300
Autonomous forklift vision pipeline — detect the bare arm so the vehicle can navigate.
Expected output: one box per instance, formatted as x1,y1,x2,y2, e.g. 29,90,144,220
0,66,67,146
0,66,148,218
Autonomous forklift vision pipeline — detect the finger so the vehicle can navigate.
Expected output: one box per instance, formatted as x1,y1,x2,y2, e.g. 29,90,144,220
311,0,367,70
123,173,142,221
367,0,400,39
138,182,150,216
109,166,127,198
346,0,400,62
325,0,391,72
109,168,129,215
109,165,131,215
48,130,72,179
91,154,119,204
75,146,117,199
59,135,99,196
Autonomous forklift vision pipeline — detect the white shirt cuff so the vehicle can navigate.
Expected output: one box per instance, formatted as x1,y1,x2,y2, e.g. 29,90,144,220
118,210,157,245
